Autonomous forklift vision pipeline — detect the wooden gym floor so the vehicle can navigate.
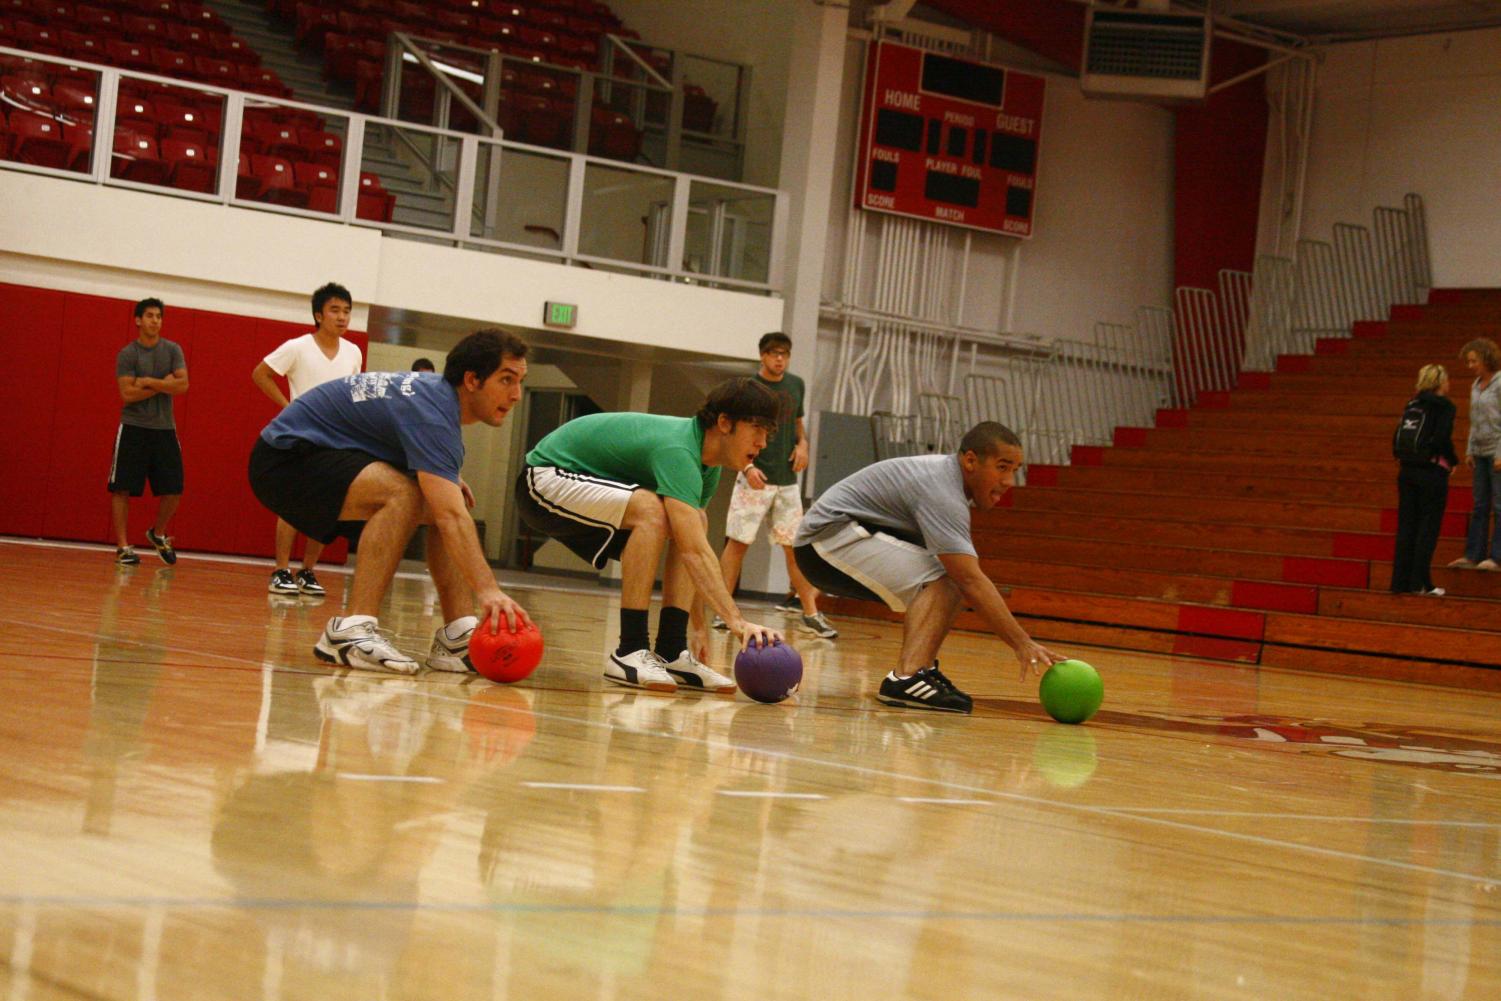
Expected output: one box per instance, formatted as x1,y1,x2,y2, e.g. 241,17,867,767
0,538,1497,1000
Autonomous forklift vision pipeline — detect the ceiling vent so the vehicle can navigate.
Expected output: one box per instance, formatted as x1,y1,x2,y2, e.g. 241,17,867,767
1081,6,1212,102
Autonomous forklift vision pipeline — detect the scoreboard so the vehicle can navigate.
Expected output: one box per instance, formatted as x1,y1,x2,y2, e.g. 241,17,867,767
853,40,1047,238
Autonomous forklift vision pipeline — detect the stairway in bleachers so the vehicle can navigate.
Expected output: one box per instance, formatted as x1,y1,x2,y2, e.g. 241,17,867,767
822,288,1501,679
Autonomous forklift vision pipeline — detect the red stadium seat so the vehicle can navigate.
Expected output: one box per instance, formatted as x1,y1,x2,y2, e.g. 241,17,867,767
514,93,569,148
150,47,195,80
234,151,262,198
1,72,51,109
238,65,288,96
160,136,215,191
164,22,209,50
111,126,169,183
29,0,74,22
74,4,118,30
682,84,716,133
587,106,639,161
56,28,105,59
294,3,338,47
50,76,96,113
295,160,337,212
64,118,92,168
246,119,307,160
248,153,306,206
11,18,61,53
6,109,69,167
219,35,259,65
122,15,168,41
356,171,394,221
192,55,237,85
175,2,222,30
104,39,153,72
300,127,342,168
115,95,155,131
153,99,210,141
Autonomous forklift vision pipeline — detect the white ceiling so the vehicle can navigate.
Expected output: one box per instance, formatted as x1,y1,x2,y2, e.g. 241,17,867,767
1216,0,1501,40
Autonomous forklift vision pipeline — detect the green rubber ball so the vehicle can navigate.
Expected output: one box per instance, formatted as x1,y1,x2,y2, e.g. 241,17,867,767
1039,659,1104,724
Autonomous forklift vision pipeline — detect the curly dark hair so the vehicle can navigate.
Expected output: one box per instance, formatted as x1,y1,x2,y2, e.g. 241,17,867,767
696,377,779,431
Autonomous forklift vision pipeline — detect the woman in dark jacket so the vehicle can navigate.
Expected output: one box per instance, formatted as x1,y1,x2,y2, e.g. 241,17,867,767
1391,364,1459,595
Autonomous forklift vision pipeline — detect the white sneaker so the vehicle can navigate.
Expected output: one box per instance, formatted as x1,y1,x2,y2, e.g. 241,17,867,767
314,615,419,675
662,650,737,694
426,615,478,673
605,649,677,692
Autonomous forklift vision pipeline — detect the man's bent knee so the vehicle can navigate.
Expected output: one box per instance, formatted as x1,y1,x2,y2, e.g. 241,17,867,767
623,490,667,533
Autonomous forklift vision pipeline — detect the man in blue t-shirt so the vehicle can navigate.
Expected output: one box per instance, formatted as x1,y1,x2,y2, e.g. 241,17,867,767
249,329,531,675
793,422,1064,714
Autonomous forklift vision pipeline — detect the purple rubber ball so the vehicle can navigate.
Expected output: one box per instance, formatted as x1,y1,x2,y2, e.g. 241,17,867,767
734,640,803,704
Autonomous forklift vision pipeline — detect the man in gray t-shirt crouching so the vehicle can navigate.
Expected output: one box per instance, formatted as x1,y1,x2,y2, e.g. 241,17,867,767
793,421,1064,713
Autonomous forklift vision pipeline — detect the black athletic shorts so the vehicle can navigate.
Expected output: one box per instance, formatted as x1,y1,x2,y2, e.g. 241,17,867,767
248,437,380,544
513,465,635,569
793,542,883,604
108,424,184,497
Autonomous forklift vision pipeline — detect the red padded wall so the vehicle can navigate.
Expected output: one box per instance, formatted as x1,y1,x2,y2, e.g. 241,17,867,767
0,284,67,536
0,282,367,562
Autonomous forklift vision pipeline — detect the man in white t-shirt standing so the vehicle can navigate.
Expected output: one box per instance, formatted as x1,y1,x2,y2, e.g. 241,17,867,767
251,282,364,596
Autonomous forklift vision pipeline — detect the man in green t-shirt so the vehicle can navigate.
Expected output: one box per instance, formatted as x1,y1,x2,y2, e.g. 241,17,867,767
516,378,786,694
714,333,835,639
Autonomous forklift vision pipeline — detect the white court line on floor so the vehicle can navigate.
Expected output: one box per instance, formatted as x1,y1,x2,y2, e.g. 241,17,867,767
1106,809,1501,825
899,797,992,806
717,790,827,800
6,606,1499,891
337,773,443,783
522,782,645,793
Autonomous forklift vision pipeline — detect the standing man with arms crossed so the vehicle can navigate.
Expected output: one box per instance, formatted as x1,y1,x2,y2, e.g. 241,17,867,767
516,378,784,694
249,330,531,673
713,332,837,638
251,282,364,597
110,297,188,566
793,421,1063,713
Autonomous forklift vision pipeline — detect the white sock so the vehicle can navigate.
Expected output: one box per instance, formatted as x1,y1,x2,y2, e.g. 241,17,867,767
443,615,479,641
339,614,377,629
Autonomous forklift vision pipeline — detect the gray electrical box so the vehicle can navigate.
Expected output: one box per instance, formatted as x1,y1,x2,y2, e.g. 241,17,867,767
811,411,877,499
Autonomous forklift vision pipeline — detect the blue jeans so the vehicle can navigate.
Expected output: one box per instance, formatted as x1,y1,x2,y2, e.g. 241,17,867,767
1464,455,1501,562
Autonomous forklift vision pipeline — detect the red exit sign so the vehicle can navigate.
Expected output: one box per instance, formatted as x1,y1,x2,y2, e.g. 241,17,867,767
854,40,1046,238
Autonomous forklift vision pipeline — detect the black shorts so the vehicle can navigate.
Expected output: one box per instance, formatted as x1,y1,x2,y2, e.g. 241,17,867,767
108,424,183,497
513,465,635,569
793,542,883,604
248,437,381,544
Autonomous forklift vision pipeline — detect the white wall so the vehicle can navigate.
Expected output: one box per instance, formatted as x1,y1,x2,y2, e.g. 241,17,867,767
0,170,784,359
813,33,1177,420
1296,27,1501,287
608,0,794,187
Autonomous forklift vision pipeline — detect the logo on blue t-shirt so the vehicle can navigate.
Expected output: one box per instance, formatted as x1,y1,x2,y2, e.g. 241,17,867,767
350,372,419,402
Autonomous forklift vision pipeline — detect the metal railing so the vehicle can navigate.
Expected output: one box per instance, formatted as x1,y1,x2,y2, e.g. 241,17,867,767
1242,193,1432,368
382,31,748,180
872,195,1432,472
0,45,785,294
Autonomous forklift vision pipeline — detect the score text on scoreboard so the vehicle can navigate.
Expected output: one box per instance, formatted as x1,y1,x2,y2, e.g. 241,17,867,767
853,40,1046,238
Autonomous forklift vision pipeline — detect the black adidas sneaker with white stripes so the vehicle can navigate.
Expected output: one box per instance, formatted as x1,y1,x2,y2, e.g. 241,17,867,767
876,664,973,714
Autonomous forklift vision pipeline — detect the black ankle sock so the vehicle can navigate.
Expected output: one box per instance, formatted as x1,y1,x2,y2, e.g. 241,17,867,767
617,608,650,657
654,606,690,662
